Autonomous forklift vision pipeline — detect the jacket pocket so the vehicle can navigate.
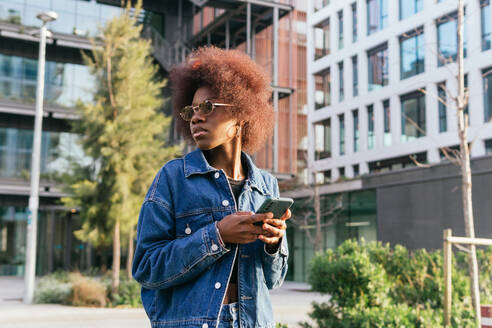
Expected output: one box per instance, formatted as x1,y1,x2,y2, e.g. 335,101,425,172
175,211,214,238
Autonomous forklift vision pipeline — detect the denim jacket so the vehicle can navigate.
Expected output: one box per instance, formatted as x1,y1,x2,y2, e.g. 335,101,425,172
132,149,289,328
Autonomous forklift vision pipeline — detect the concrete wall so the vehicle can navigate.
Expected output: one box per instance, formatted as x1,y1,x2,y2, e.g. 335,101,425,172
363,155,492,250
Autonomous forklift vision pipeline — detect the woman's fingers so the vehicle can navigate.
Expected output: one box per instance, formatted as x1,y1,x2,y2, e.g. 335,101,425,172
279,209,291,221
261,223,284,237
258,234,280,244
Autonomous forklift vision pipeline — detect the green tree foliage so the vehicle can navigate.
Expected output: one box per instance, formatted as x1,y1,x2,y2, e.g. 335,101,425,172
61,0,181,294
303,239,492,327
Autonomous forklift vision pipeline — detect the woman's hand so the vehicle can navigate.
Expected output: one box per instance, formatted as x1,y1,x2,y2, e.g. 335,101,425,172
258,209,291,246
217,211,273,244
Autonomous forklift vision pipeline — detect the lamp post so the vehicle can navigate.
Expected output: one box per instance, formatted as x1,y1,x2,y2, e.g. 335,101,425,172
23,10,57,305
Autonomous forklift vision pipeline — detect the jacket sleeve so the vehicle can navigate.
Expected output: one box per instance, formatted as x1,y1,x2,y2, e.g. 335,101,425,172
261,177,289,290
132,168,230,290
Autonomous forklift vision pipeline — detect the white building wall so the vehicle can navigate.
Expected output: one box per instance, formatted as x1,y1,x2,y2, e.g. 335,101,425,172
307,0,492,180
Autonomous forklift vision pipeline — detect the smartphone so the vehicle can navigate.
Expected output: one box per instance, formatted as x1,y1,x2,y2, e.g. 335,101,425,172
253,197,294,226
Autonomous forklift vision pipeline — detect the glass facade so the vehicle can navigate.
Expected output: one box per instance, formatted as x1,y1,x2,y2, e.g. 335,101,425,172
314,119,331,160
314,18,330,60
383,99,391,146
481,0,491,51
401,91,426,142
437,11,467,66
0,205,94,276
438,82,447,132
352,55,358,97
0,0,126,37
315,69,331,109
368,44,388,91
399,0,423,20
339,114,345,155
0,127,91,179
0,54,94,108
367,0,388,35
289,189,377,282
338,61,344,102
367,105,374,149
353,109,359,152
484,67,492,122
352,3,358,43
400,28,424,79
338,10,344,49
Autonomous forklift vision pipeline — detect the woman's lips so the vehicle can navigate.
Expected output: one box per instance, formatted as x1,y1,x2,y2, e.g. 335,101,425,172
193,131,207,138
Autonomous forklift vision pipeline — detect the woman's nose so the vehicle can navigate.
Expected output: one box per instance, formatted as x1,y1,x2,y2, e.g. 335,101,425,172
191,110,205,124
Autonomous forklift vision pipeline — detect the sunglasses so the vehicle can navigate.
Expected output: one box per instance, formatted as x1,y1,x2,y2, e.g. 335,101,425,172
180,100,234,121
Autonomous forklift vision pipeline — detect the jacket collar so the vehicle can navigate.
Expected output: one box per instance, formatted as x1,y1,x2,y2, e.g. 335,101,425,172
183,149,269,195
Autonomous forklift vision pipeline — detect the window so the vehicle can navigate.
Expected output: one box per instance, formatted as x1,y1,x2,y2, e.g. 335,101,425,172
481,0,491,51
399,0,423,20
485,139,492,154
338,167,345,178
314,0,330,12
315,170,332,184
367,0,388,35
484,67,492,122
383,99,391,146
464,73,469,124
339,114,345,155
353,109,359,152
353,164,360,177
338,10,344,49
314,119,331,160
338,61,344,102
315,68,331,109
352,3,358,43
367,105,375,149
352,55,359,97
400,27,424,79
438,82,447,132
437,11,467,66
314,18,330,60
401,91,426,142
368,44,388,91
369,152,427,173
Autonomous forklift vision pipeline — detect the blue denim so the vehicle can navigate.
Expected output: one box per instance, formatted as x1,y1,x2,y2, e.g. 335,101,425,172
132,149,289,328
218,302,239,328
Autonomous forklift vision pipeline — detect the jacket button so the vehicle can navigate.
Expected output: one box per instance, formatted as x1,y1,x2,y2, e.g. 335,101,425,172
202,324,209,328
211,244,218,251
222,200,229,206
214,172,220,179
215,282,221,289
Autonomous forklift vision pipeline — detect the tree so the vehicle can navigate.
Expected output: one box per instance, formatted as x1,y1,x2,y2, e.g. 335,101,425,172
402,1,488,323
291,187,343,253
61,0,180,296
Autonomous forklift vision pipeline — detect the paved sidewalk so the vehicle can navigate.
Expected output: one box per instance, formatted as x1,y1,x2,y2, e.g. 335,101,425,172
0,277,327,328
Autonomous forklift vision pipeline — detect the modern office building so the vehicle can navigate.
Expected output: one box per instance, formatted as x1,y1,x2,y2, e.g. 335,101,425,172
0,0,304,276
296,0,492,280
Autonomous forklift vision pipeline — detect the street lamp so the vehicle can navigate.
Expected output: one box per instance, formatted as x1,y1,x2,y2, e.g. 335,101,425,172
23,10,57,305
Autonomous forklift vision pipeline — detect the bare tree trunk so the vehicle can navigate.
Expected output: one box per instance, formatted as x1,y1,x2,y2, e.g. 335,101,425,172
457,1,481,323
126,227,134,281
313,183,322,253
112,218,120,296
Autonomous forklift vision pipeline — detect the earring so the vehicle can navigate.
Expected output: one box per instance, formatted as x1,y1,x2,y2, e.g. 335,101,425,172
236,125,241,138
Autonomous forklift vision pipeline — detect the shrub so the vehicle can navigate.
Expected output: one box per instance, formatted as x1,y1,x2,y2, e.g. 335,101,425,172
303,238,485,328
111,278,142,307
69,272,107,307
34,274,72,304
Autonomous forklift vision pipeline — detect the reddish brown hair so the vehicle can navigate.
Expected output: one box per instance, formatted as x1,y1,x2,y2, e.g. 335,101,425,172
170,46,274,154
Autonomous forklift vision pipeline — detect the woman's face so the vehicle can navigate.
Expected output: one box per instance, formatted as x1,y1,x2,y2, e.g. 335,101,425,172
189,86,239,150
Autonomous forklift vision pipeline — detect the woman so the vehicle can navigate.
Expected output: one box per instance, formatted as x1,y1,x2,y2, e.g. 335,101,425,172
132,46,290,328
